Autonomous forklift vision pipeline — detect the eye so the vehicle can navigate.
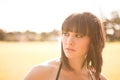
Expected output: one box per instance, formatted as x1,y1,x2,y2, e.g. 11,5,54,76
62,32,69,37
75,34,84,38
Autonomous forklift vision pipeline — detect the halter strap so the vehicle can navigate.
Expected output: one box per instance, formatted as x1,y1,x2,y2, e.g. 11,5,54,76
55,62,96,80
55,62,62,80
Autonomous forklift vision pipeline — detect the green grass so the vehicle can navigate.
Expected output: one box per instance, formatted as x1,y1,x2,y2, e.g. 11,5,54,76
0,41,120,80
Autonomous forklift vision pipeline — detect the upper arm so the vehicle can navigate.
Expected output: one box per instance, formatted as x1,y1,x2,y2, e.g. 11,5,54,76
24,59,59,80
24,65,44,80
24,65,51,80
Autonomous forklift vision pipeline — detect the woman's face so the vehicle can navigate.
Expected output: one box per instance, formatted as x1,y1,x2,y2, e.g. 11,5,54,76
62,31,90,59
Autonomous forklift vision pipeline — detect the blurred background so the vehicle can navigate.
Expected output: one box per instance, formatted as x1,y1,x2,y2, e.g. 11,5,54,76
0,0,120,80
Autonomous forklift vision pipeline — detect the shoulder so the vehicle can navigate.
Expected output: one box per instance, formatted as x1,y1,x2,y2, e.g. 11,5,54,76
100,73,108,80
24,58,61,80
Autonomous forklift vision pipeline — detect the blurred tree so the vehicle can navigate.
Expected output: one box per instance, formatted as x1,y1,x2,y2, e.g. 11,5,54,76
50,29,60,36
49,29,60,41
111,11,120,24
24,30,37,41
5,32,15,41
0,29,6,41
39,29,60,41
40,32,49,41
103,10,120,41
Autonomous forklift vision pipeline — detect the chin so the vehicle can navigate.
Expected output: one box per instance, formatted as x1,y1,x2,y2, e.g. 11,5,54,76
65,52,75,59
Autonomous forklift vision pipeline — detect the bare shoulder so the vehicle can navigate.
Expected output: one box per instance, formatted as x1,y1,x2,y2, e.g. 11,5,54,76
100,73,108,80
24,58,61,80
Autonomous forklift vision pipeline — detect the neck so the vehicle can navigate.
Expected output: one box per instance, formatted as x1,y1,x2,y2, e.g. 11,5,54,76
68,57,87,73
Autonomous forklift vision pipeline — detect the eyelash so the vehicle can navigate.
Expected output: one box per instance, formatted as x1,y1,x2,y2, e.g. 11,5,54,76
75,34,84,38
62,32,69,36
62,32,84,38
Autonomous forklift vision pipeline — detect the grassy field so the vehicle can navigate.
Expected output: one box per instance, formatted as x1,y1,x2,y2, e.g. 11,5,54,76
0,41,120,80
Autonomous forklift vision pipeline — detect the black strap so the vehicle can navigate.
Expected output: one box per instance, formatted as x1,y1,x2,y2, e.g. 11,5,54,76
55,62,62,80
56,63,95,80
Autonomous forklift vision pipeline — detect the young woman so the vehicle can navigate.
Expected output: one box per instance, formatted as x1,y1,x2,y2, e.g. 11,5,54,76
24,12,107,80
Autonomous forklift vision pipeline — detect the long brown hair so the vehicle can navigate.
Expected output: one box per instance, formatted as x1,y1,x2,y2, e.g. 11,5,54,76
61,12,106,80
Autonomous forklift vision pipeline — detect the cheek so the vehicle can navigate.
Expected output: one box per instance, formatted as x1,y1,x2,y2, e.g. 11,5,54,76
76,40,90,53
62,37,67,45
61,38,66,48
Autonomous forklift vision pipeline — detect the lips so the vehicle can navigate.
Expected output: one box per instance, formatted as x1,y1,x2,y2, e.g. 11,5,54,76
65,48,76,52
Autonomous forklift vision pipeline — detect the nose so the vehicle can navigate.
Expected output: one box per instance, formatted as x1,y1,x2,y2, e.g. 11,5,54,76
66,36,74,45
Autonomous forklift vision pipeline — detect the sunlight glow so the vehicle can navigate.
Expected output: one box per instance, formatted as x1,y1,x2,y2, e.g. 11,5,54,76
0,0,119,33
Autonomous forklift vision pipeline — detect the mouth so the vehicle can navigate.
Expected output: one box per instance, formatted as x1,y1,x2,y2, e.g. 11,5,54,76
65,48,76,52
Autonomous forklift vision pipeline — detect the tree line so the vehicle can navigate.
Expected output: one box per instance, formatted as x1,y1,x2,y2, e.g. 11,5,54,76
0,29,60,42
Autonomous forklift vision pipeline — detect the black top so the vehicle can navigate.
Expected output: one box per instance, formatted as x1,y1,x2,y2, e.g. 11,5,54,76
55,62,95,80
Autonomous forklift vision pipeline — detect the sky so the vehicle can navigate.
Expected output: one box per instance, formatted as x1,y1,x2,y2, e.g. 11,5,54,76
0,0,120,33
